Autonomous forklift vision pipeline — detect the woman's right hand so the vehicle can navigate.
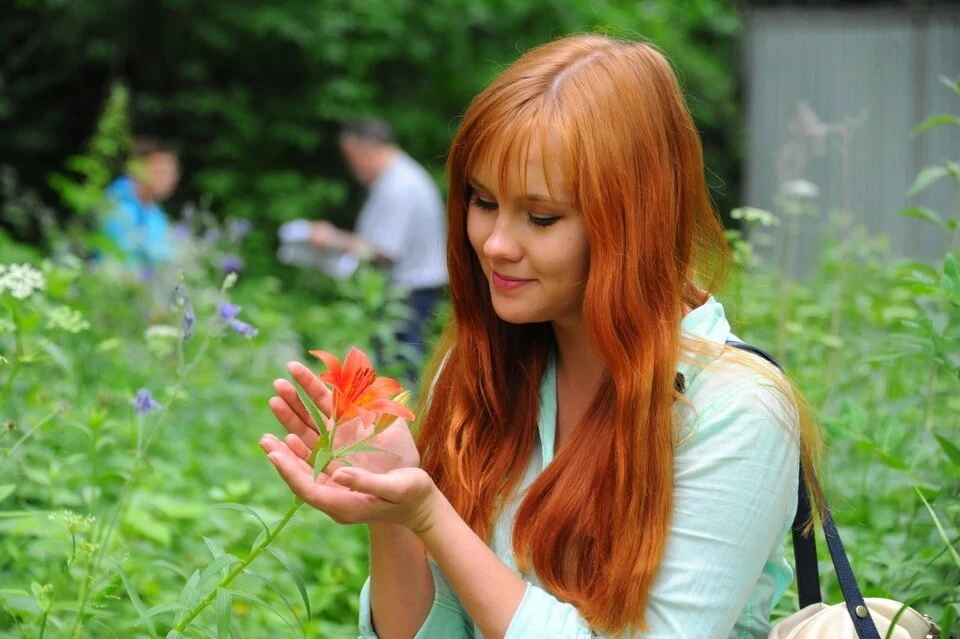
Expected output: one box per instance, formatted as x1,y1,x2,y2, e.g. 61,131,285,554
267,361,420,473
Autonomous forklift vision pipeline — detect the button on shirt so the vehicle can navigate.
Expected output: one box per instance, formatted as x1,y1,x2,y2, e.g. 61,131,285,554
358,296,800,638
354,152,448,291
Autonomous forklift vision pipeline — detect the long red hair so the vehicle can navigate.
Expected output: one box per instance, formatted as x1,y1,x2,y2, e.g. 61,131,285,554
417,34,818,634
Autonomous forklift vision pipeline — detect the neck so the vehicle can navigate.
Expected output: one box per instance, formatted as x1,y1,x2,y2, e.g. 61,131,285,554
551,317,605,388
371,147,398,181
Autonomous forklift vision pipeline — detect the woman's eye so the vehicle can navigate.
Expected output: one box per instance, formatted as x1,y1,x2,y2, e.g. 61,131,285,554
470,195,498,211
529,215,559,227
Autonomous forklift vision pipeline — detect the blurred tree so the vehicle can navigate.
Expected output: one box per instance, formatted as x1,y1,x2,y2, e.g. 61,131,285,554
0,0,743,274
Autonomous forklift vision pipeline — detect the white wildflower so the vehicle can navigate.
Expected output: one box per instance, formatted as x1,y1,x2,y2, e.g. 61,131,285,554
0,263,46,300
46,306,91,333
779,179,820,199
731,207,781,228
145,324,181,358
0,355,8,366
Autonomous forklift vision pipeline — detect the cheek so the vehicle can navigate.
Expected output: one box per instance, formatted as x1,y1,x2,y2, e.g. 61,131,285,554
466,210,490,257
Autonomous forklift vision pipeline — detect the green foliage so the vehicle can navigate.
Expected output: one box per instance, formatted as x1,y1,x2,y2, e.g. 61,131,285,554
726,77,960,630
0,0,744,275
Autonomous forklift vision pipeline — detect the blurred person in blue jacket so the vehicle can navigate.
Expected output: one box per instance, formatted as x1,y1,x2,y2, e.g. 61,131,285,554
101,137,181,270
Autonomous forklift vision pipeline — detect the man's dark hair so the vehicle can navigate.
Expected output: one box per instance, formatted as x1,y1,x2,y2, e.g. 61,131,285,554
131,136,177,159
340,118,396,146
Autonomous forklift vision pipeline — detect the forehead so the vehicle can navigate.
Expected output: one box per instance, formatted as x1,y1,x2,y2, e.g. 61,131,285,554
469,136,571,202
146,152,178,167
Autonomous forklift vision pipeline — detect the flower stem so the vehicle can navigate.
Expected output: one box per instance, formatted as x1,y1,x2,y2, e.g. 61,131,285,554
0,306,24,409
0,406,61,470
173,498,303,632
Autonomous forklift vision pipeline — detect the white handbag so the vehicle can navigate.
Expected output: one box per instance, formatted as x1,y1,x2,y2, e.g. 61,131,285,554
769,596,940,638
724,342,942,639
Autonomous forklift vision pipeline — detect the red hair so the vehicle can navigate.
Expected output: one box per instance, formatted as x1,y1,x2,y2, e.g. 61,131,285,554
417,34,817,634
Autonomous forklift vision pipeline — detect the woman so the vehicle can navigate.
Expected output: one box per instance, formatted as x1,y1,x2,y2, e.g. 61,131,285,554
259,33,822,639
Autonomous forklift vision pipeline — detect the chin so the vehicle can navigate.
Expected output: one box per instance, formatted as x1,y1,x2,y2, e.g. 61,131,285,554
490,300,547,325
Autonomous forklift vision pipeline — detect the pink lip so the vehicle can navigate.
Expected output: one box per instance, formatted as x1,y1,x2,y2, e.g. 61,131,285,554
492,271,533,290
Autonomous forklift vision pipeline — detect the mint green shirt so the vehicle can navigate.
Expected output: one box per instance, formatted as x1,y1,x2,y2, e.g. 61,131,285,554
359,296,800,638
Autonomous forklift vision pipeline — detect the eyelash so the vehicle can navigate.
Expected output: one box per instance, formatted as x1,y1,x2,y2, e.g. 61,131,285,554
469,195,559,228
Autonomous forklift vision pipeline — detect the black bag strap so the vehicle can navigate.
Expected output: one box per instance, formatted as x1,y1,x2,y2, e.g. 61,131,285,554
724,340,881,639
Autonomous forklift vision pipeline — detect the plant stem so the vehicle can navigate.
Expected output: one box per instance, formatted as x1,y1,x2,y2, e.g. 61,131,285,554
72,326,216,637
0,306,24,408
0,406,61,469
173,499,303,632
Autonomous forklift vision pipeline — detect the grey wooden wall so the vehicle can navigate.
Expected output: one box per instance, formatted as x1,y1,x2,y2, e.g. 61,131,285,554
743,8,960,275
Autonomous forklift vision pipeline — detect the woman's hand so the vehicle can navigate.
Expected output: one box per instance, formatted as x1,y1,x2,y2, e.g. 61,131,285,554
266,361,419,472
259,434,440,533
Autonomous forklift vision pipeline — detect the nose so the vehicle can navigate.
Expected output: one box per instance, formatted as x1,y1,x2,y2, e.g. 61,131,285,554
483,214,523,263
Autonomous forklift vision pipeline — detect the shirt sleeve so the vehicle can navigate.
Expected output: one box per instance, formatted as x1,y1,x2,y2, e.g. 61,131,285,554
503,379,800,639
358,559,474,639
354,176,415,262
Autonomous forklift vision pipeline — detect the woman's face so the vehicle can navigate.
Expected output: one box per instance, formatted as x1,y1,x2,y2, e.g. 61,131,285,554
466,148,590,328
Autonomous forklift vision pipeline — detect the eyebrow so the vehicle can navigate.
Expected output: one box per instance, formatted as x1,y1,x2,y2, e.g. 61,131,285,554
468,178,571,207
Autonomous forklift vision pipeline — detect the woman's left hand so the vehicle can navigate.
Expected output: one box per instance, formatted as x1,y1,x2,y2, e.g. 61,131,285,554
260,434,440,533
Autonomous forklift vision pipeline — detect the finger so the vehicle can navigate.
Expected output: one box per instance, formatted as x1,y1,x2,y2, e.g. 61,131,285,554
288,361,333,416
331,467,406,503
266,452,377,521
284,434,312,462
269,393,320,451
259,434,315,476
272,381,320,438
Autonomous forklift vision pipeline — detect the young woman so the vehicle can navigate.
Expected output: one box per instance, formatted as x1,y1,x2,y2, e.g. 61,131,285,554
259,33,822,639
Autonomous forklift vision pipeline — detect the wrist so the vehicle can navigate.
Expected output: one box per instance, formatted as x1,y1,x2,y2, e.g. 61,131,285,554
407,484,448,538
334,229,353,252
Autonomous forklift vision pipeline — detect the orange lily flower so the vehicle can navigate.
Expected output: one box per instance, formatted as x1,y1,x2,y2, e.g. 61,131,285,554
309,347,415,427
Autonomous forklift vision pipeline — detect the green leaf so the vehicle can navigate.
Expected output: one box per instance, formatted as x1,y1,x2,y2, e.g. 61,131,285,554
935,435,960,467
913,114,960,135
266,547,311,621
292,380,331,440
899,206,944,229
907,165,948,197
337,444,400,458
216,588,232,639
914,488,960,570
199,554,241,587
943,254,960,297
120,569,159,639
312,449,332,480
202,536,226,559
941,74,960,96
211,503,270,537
123,508,173,546
174,569,202,626
0,485,15,503
224,589,303,637
135,602,182,626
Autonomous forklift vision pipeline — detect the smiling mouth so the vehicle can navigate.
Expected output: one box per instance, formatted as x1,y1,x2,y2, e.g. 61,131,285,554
492,271,533,290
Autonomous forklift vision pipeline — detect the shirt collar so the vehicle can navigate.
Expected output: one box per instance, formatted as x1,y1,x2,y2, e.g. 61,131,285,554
676,294,733,387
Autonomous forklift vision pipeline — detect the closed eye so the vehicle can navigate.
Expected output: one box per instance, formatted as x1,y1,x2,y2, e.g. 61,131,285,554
470,195,498,211
529,215,559,227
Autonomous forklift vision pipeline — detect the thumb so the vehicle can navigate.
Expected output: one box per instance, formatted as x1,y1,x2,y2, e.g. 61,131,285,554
331,467,402,501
